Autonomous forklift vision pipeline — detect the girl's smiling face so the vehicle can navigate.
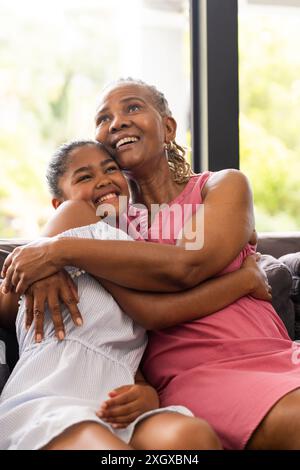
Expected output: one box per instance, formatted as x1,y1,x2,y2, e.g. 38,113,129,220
94,83,176,173
55,144,129,217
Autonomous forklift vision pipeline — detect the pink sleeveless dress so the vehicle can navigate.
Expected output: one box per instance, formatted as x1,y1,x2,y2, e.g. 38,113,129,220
140,173,300,450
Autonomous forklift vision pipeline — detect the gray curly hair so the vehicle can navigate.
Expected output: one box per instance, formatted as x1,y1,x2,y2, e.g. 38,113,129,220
105,78,193,184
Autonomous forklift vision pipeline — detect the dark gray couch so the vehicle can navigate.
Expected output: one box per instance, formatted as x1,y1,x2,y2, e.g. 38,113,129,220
257,232,300,340
1,232,300,392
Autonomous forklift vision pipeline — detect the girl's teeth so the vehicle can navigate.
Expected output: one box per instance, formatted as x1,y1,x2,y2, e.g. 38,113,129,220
99,193,117,203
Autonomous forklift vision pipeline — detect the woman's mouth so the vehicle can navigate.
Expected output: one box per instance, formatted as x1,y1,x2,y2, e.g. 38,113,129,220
115,136,139,150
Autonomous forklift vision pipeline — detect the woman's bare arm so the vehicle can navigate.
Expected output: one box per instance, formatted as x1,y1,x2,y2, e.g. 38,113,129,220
54,170,254,289
98,255,269,330
2,170,255,294
41,197,266,330
178,169,255,287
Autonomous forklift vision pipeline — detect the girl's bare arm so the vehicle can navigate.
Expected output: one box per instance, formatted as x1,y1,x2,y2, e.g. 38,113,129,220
0,290,19,330
98,256,269,330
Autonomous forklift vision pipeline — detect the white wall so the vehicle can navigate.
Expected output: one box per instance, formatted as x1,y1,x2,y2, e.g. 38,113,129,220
114,0,190,146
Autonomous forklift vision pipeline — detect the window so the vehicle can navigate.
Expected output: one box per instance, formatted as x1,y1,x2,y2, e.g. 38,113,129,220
0,0,190,237
190,0,239,172
191,0,300,232
239,0,300,231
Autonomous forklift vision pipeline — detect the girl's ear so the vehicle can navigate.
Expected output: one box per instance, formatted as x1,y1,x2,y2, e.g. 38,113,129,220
52,198,63,209
164,116,177,143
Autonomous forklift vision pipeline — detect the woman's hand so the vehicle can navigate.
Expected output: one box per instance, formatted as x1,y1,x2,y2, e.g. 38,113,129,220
242,253,272,301
24,270,82,342
96,383,159,429
1,238,63,295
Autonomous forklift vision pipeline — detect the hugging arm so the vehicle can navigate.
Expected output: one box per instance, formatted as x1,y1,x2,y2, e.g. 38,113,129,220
98,253,270,330
0,290,19,331
2,182,267,335
56,170,254,291
0,272,81,341
2,170,255,294
18,200,270,331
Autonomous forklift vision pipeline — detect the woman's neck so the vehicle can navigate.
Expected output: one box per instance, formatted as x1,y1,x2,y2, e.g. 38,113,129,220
128,164,188,210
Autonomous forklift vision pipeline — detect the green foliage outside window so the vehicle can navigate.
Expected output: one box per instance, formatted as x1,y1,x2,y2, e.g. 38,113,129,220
239,12,300,231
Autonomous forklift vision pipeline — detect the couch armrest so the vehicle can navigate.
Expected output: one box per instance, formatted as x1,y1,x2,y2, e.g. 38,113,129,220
0,239,30,251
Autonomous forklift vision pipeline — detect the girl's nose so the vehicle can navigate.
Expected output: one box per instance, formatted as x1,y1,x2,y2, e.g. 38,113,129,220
95,175,111,189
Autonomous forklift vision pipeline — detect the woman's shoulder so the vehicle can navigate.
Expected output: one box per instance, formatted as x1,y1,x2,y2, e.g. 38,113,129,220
202,169,251,198
206,168,249,185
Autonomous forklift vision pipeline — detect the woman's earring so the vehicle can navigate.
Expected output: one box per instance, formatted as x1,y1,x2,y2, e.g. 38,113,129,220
164,142,170,160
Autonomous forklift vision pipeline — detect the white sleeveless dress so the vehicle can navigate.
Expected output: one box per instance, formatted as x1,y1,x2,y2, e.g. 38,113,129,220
0,222,191,449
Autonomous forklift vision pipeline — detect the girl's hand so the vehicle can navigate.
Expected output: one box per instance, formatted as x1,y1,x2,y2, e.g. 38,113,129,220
1,238,62,295
242,253,272,301
96,383,159,429
25,270,82,343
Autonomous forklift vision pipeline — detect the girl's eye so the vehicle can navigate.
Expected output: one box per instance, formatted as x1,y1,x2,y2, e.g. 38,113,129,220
105,166,119,173
76,175,91,183
128,104,140,113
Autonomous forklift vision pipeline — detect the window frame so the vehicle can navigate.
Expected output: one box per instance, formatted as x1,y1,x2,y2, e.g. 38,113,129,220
190,0,239,171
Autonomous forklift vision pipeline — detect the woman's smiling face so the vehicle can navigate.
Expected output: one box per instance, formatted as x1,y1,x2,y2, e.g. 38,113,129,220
94,83,176,173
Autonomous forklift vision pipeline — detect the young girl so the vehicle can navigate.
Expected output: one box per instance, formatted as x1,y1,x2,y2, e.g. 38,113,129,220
0,140,222,450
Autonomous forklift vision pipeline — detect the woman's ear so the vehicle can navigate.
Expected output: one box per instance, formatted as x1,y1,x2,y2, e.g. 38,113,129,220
164,116,177,143
52,198,63,209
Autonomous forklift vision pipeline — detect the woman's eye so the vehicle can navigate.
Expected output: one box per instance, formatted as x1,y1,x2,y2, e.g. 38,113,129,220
128,104,140,113
96,115,110,125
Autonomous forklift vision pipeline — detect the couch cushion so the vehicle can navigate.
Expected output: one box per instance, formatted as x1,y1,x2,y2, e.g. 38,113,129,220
279,252,300,339
0,249,10,273
260,254,295,339
0,245,23,382
0,337,9,393
0,327,19,393
258,232,300,258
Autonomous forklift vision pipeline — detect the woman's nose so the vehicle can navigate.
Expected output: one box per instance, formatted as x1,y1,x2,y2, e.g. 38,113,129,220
109,114,130,133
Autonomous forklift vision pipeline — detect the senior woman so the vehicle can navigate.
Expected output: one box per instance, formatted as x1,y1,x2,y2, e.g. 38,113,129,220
2,78,300,450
